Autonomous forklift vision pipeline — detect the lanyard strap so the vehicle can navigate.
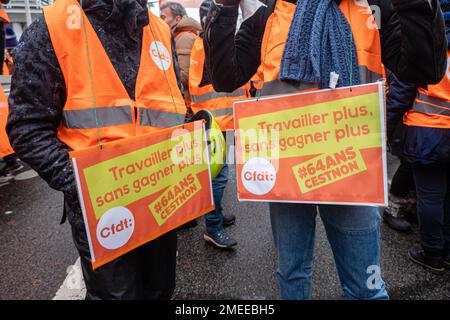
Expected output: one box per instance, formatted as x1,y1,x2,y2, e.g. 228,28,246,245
79,0,103,148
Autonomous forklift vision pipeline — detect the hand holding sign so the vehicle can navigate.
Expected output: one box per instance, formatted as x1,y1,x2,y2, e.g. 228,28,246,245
234,81,388,206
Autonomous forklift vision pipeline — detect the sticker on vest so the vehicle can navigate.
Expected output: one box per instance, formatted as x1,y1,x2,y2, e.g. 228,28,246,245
150,41,171,71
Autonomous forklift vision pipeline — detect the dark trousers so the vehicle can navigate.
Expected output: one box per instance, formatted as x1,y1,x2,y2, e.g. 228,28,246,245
411,162,450,254
390,160,415,198
70,219,177,300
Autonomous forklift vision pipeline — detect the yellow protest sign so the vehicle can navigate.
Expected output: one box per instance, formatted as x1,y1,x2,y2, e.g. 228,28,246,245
70,121,214,269
234,82,388,205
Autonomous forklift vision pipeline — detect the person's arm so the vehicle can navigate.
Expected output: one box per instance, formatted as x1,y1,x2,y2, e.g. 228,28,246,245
204,0,273,92
385,71,418,141
376,0,447,85
6,18,76,197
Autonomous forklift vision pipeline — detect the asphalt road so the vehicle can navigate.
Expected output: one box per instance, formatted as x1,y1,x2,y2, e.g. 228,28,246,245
1,156,450,300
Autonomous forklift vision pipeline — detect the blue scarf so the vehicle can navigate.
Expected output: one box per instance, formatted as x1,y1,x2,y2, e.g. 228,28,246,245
279,0,360,88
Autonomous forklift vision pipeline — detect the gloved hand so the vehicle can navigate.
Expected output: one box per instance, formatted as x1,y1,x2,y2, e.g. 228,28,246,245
215,0,241,6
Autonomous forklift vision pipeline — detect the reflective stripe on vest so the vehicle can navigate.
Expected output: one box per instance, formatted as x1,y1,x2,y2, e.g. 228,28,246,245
255,79,318,96
140,108,183,127
404,50,450,128
412,92,450,117
63,106,183,129
212,107,234,117
62,106,132,129
255,0,383,97
190,88,247,103
44,0,186,151
359,65,383,84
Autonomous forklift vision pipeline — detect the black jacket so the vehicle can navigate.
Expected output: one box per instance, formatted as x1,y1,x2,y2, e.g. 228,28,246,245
386,72,419,142
204,0,447,93
6,0,183,227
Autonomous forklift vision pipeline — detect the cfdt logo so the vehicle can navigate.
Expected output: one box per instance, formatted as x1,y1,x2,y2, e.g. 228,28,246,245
241,157,276,195
150,41,171,71
96,207,135,250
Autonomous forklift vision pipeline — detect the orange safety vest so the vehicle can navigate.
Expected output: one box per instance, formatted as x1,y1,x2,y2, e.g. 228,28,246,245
254,0,383,95
403,50,450,129
0,8,10,25
189,36,249,131
43,0,186,151
0,86,13,158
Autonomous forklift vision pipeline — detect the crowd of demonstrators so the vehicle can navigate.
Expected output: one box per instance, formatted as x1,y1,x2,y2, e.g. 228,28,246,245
203,0,446,299
2,0,448,300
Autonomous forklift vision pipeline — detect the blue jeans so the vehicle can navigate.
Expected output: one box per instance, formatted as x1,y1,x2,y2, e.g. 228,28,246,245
205,163,229,234
269,203,388,300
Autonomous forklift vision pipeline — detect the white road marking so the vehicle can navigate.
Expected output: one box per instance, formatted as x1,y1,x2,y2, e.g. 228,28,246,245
14,169,39,181
0,176,14,184
0,169,39,188
53,258,86,300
